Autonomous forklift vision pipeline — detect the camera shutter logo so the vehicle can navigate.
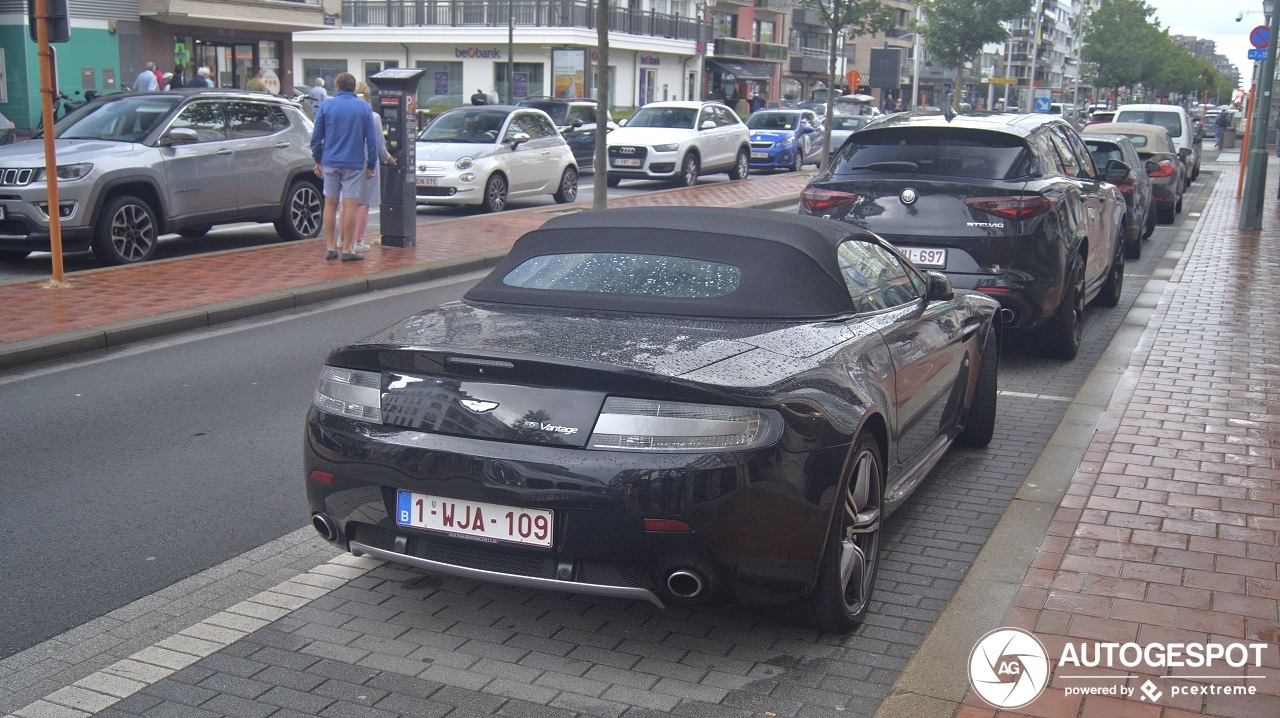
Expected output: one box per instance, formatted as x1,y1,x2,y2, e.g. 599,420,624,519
969,628,1051,709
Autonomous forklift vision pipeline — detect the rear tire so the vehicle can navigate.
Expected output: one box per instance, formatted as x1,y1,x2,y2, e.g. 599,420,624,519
1158,203,1175,224
274,179,322,242
1043,260,1084,360
1143,206,1156,238
791,150,803,172
1175,193,1183,214
791,433,883,633
553,166,578,204
956,326,999,448
92,194,158,265
1098,243,1124,308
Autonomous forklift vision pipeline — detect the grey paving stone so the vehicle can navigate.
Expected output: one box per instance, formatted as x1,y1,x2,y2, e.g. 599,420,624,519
306,657,382,685
256,685,336,714
494,697,579,718
549,690,630,718
431,684,507,713
317,700,398,718
195,671,272,700
199,693,278,718
364,671,445,699
144,678,218,707
141,701,219,718
371,692,453,718
252,665,328,693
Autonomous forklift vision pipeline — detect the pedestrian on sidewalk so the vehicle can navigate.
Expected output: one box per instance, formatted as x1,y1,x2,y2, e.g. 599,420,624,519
134,62,159,92
343,82,396,253
168,66,187,90
310,71,379,262
246,67,267,92
1214,111,1230,149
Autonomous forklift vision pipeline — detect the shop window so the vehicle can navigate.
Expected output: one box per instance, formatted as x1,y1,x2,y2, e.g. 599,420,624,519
416,61,463,109
302,59,348,91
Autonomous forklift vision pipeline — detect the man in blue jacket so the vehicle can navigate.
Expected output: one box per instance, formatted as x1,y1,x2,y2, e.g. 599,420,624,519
310,72,378,261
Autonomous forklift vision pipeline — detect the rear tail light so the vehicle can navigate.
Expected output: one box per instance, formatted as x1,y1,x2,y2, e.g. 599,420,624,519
314,366,382,423
1114,179,1135,195
800,187,860,214
588,397,779,452
964,195,1059,221
1148,161,1175,178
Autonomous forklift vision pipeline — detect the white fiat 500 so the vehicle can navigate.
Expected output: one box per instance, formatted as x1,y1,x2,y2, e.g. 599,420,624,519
415,106,578,212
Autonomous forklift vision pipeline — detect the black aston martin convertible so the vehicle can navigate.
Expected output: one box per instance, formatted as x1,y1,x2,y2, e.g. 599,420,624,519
305,207,1001,632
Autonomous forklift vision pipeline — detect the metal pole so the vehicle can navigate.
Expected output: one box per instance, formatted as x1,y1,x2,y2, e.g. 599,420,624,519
1240,3,1279,229
911,6,921,110
1027,12,1039,111
507,0,514,103
35,0,66,288
1004,38,1012,106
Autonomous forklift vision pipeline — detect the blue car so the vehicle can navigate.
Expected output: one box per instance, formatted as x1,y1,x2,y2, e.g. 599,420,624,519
746,109,821,172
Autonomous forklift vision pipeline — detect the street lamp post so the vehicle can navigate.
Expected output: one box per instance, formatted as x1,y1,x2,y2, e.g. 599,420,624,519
1240,0,1279,229
911,6,922,111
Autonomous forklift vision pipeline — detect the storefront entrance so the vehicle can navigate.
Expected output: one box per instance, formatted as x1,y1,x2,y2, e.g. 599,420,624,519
194,41,255,88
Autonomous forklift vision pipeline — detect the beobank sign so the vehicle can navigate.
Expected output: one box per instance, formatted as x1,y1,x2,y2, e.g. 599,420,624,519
456,47,502,59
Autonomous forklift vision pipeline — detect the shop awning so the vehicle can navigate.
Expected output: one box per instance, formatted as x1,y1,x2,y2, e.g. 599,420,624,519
706,58,775,82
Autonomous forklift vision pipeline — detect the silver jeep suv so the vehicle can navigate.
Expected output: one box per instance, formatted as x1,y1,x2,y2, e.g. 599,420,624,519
0,89,322,265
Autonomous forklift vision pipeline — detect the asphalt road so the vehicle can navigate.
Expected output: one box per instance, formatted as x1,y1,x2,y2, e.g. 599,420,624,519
0,273,484,659
0,172,741,283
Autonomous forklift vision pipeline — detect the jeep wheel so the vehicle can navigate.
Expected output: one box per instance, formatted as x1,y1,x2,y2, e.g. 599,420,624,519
729,148,750,180
92,195,158,265
677,153,700,187
275,179,322,242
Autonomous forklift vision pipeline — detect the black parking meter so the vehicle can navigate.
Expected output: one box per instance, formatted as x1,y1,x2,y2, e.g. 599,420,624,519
371,68,426,248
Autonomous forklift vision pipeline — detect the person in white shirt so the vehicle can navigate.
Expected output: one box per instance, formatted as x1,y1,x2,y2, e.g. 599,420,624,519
134,62,159,92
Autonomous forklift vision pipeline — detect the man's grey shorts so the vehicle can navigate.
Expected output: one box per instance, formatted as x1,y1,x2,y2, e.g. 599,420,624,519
322,166,365,199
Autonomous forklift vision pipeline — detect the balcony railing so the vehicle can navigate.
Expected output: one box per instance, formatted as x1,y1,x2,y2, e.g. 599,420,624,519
340,0,701,41
753,0,788,11
752,41,788,60
715,36,752,57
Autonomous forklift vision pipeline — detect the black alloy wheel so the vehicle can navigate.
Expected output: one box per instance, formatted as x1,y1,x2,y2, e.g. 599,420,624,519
92,194,158,265
482,174,508,212
553,167,578,204
729,149,750,180
1098,237,1124,308
795,433,884,633
956,325,999,448
1044,260,1085,360
275,180,322,242
677,153,700,187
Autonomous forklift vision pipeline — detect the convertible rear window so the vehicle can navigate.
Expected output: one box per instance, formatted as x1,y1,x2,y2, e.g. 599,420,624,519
1113,133,1151,148
830,127,1033,179
503,253,740,298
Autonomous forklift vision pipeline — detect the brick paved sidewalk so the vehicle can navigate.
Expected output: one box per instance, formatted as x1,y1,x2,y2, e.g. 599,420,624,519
955,159,1280,717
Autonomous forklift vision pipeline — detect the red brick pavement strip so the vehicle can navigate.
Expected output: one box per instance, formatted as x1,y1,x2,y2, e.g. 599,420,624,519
0,172,811,350
971,161,1280,717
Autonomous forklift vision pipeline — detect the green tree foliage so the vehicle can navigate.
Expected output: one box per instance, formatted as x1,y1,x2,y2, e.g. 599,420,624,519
1082,0,1167,90
798,0,897,164
918,0,1032,106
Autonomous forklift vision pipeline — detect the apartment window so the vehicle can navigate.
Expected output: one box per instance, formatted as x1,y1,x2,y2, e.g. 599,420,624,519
754,20,775,44
712,11,735,38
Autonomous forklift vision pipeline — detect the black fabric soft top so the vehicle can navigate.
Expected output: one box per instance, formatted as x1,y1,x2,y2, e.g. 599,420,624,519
464,207,872,320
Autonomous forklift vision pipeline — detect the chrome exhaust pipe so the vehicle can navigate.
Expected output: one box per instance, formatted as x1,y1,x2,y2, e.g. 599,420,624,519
666,570,705,599
311,512,337,541
1000,308,1017,324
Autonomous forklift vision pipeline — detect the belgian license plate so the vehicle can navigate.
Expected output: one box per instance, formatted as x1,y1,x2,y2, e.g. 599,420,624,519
613,158,642,167
396,491,553,548
900,247,947,268
751,152,769,160
415,177,437,187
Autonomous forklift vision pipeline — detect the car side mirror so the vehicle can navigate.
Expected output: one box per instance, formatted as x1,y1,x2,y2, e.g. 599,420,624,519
1104,159,1131,183
925,271,954,301
508,132,530,149
571,119,583,129
161,127,199,146
1178,147,1192,159
618,118,628,127
700,120,716,130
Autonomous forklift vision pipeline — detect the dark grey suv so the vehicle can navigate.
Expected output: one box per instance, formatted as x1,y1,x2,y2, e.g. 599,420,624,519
799,112,1127,360
0,89,322,265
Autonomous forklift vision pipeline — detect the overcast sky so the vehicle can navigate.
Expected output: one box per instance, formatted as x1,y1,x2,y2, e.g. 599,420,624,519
1157,0,1265,94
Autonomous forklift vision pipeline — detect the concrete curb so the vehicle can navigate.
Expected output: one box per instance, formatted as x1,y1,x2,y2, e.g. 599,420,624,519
0,195,797,372
872,176,1212,718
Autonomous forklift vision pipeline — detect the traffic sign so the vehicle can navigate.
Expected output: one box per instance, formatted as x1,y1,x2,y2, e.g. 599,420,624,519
1249,48,1269,61
1251,25,1270,49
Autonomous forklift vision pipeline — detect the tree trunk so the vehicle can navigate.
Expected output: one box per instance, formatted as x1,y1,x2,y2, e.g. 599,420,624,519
593,0,610,209
821,25,839,169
